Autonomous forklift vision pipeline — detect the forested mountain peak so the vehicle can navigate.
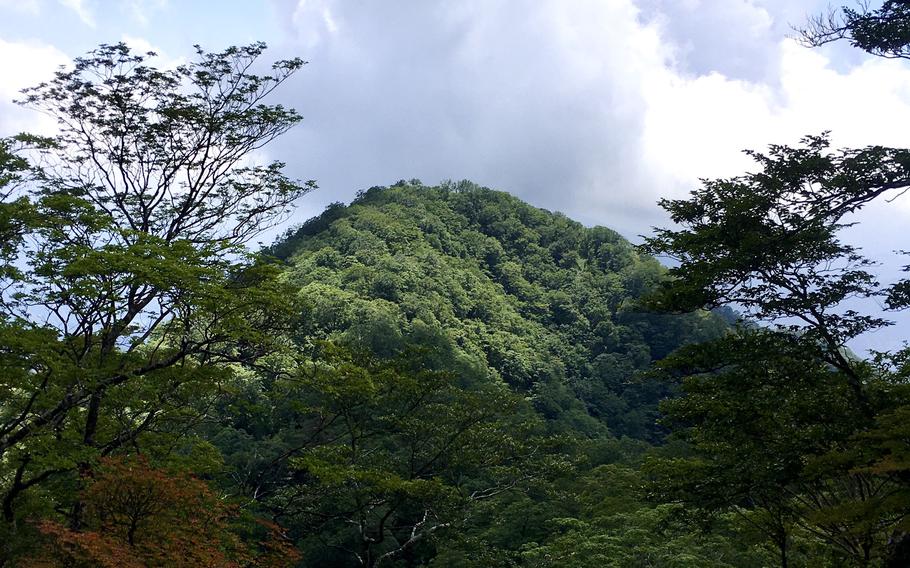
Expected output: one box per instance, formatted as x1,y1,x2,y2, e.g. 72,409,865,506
273,179,628,264
270,180,725,440
7,12,910,562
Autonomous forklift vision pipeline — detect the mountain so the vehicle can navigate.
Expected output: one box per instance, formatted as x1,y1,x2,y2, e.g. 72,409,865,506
198,180,765,567
269,179,726,441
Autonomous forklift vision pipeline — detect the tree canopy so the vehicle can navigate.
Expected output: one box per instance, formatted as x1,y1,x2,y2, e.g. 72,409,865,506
798,1,910,59
0,42,312,563
640,34,910,568
6,5,910,564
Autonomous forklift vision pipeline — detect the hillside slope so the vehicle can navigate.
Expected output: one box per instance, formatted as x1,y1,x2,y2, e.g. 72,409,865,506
271,180,725,440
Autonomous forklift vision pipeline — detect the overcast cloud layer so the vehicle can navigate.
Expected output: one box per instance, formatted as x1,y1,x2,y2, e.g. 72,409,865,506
1,0,908,351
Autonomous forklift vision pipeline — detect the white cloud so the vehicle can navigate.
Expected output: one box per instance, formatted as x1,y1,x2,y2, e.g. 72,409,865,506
270,0,685,233
265,0,910,353
321,6,338,34
0,37,70,136
3,0,906,345
120,34,185,69
265,1,910,235
290,0,339,49
642,39,910,206
123,0,168,27
636,0,778,80
121,34,157,55
59,0,94,27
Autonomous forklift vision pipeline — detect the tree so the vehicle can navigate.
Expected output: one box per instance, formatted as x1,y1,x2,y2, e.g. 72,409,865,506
0,41,312,539
798,0,910,59
643,133,910,387
644,329,909,566
219,344,566,568
518,464,773,568
640,108,910,568
641,2,910,558
21,456,300,567
229,180,734,563
0,137,32,275
266,180,726,442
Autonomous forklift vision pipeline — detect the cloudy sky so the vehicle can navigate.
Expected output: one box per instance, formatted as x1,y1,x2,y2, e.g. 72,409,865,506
1,0,908,352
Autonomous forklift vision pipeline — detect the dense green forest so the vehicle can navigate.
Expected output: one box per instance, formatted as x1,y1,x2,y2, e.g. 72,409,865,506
268,180,729,440
234,180,738,565
3,2,910,567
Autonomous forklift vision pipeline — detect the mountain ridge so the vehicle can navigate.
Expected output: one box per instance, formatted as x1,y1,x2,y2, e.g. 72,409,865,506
269,179,726,440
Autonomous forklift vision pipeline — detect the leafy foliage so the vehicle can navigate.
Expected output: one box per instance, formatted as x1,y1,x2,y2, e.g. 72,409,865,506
13,23,907,567
180,180,736,566
246,346,565,566
0,41,310,564
642,131,910,566
799,1,910,60
272,180,726,441
21,456,299,568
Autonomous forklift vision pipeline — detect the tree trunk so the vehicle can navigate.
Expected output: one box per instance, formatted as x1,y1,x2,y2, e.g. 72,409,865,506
777,531,789,568
71,388,104,529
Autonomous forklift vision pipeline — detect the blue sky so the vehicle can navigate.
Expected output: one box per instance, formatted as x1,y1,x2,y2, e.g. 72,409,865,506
1,0,909,353
0,1,280,55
